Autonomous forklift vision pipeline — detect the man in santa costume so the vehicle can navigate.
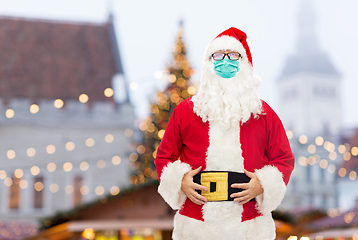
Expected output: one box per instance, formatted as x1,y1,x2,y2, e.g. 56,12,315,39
155,27,294,240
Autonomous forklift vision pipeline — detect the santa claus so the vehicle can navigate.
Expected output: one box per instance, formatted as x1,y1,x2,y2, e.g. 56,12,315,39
154,27,294,240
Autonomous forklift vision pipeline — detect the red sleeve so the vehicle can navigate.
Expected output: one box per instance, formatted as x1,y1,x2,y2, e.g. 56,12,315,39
264,102,295,185
154,105,184,183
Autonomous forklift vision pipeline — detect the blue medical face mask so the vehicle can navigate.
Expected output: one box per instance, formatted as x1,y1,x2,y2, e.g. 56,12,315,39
213,58,240,78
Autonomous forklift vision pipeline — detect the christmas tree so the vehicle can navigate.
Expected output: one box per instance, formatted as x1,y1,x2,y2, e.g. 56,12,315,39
129,22,195,185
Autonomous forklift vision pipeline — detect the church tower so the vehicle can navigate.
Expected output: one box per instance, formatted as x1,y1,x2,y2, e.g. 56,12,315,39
278,1,342,211
277,0,341,138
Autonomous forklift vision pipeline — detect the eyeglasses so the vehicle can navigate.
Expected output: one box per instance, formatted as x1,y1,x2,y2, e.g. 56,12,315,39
211,52,241,61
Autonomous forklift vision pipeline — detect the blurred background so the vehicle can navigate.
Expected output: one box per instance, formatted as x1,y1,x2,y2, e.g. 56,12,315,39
0,0,357,240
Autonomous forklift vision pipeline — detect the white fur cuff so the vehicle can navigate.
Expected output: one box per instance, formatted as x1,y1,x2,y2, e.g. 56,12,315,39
158,161,192,210
254,165,286,215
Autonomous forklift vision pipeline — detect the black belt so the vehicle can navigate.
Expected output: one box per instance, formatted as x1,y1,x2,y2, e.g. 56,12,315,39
193,171,255,202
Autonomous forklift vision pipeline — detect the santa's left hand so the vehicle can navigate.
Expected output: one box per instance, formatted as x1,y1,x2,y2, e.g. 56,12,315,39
230,169,263,205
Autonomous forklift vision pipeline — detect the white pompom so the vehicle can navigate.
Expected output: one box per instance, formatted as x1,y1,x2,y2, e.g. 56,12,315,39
253,74,262,89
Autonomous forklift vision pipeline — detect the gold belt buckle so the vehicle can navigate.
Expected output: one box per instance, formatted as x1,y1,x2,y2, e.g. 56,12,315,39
201,172,228,201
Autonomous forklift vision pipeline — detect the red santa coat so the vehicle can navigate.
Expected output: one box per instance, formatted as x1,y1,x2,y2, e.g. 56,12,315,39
155,97,294,240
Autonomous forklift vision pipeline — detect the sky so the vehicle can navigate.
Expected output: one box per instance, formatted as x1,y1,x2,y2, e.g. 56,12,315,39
0,0,357,128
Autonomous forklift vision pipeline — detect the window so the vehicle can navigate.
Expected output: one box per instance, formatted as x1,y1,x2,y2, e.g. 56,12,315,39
74,176,82,206
34,176,44,209
306,165,311,182
313,86,335,98
282,88,298,100
320,167,325,183
9,176,20,210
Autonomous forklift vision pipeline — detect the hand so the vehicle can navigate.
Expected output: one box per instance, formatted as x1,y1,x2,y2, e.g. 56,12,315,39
230,169,263,205
181,166,208,205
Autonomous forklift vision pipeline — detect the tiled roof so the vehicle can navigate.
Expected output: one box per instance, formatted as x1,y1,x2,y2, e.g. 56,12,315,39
0,16,121,103
311,205,358,229
0,220,37,239
279,51,340,80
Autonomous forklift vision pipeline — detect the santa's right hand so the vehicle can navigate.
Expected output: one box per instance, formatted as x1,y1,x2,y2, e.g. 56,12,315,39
181,166,208,205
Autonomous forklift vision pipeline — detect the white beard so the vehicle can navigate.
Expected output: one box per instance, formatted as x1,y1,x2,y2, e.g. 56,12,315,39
192,59,262,129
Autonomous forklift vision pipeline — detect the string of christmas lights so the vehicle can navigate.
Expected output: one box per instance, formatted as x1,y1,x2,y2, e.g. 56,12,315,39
286,130,358,180
0,129,134,197
1,129,133,160
3,88,114,118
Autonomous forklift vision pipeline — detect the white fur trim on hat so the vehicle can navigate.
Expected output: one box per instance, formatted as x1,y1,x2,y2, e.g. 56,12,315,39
158,160,192,210
204,35,248,64
254,165,286,215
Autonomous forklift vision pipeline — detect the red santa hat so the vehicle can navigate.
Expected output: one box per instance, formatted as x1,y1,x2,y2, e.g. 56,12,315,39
204,27,253,66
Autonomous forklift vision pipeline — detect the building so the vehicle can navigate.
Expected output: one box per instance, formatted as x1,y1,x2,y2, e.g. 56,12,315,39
307,199,358,239
277,1,342,211
336,128,358,211
0,14,135,233
30,182,175,240
29,182,300,240
277,0,341,137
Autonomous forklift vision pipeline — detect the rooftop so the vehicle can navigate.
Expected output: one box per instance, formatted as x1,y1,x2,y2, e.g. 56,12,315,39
0,15,124,103
278,1,340,80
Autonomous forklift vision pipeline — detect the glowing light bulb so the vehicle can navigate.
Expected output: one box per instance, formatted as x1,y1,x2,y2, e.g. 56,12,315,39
30,104,39,114
85,138,95,147
50,183,59,193
47,163,56,172
46,145,56,154
31,166,40,176
27,148,36,157
19,180,28,189
307,145,316,154
95,186,105,196
65,185,74,194
352,147,358,156
4,177,13,187
54,99,64,108
319,159,328,169
124,129,133,137
96,159,106,168
158,129,165,139
80,186,89,195
338,168,347,177
7,150,16,159
112,156,121,165
328,164,336,173
66,142,75,151
0,170,6,179
14,169,23,178
315,136,324,146
34,182,44,191
299,135,308,144
137,145,146,154
5,109,15,118
80,162,89,171
63,162,73,172
105,134,114,143
298,156,308,166
104,88,114,97
79,94,89,103
110,186,120,195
